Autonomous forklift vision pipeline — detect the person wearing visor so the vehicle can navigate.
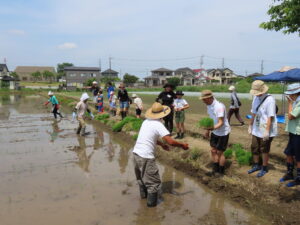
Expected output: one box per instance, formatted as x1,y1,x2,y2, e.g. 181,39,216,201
132,102,189,207
280,83,300,187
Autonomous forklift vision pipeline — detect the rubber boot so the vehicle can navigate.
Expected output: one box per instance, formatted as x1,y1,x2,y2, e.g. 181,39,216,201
121,111,125,120
174,133,180,139
147,192,158,207
180,133,184,139
218,166,225,176
211,163,219,176
280,163,294,182
139,185,147,199
80,127,86,136
76,127,81,135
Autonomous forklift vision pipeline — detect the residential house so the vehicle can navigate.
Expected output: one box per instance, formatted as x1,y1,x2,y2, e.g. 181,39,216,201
193,69,210,85
0,64,9,77
14,66,56,81
65,66,101,88
0,75,20,90
206,68,236,84
144,68,173,86
101,69,119,78
174,67,197,86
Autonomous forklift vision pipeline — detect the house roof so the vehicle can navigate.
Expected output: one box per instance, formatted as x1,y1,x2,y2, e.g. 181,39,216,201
101,69,118,74
15,66,55,73
0,75,19,81
151,68,173,72
193,68,206,73
206,68,233,73
247,72,263,77
64,66,100,72
175,67,194,72
0,64,9,72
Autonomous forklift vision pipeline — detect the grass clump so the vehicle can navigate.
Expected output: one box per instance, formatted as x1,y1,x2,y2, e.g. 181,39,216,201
112,116,143,132
94,113,110,121
198,117,214,129
224,144,252,166
189,148,202,161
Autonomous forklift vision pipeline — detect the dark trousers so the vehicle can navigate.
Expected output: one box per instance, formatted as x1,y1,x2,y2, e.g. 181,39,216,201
52,106,63,119
163,108,174,133
227,108,243,124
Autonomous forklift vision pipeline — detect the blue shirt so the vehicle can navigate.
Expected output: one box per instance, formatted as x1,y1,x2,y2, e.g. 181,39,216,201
107,86,114,98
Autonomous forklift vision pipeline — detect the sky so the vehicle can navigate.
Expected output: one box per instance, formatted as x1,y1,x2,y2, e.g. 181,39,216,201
0,0,299,78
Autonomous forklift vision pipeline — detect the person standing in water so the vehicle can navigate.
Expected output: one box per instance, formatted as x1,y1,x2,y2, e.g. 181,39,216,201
156,84,176,133
44,91,63,119
117,83,130,120
73,93,94,136
133,102,189,207
227,85,244,125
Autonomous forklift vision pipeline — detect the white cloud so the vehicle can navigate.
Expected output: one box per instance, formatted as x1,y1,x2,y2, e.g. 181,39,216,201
8,29,25,35
58,42,77,50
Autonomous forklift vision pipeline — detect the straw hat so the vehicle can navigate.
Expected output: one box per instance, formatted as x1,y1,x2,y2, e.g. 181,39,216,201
80,93,90,101
199,90,213,100
48,91,54,96
250,80,269,96
132,94,137,98
145,102,171,119
228,85,235,91
284,83,300,95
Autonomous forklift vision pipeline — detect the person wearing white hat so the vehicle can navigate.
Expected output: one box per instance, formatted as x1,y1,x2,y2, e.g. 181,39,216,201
73,93,94,136
109,91,117,116
281,83,300,187
227,86,244,125
133,102,189,207
132,94,143,118
248,80,277,178
90,81,100,104
44,91,63,119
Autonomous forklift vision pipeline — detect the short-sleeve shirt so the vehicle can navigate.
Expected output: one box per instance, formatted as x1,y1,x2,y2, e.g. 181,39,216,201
133,119,170,159
110,95,117,104
174,98,188,110
251,94,277,138
134,97,143,109
75,101,89,119
286,96,300,135
207,99,231,136
230,92,240,109
48,96,59,105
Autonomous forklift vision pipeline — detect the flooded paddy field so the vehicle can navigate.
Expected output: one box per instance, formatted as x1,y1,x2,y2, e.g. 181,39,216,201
0,95,269,225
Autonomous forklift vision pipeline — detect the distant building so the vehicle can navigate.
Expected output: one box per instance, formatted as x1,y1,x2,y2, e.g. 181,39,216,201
247,72,263,78
0,64,9,77
101,69,119,78
144,68,173,86
174,67,196,86
14,66,56,81
65,66,101,88
0,76,20,90
206,68,237,84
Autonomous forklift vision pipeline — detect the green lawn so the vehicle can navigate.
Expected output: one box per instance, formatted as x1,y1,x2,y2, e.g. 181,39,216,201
20,81,60,87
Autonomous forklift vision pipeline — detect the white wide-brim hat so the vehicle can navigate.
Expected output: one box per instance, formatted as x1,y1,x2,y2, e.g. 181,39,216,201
80,93,90,101
284,83,300,95
48,91,54,95
228,85,235,91
145,102,171,119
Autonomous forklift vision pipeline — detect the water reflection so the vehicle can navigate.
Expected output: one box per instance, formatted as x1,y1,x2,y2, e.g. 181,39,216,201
118,146,129,174
47,120,64,142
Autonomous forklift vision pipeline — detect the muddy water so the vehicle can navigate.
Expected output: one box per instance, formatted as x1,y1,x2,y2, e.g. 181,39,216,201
0,95,269,225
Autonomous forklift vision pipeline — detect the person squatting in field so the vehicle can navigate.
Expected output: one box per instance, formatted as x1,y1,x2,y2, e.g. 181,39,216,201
132,102,189,207
44,91,63,119
73,93,94,136
201,90,231,176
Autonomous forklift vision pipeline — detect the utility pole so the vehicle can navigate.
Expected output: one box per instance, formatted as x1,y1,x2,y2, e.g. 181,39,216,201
245,70,248,76
222,58,225,68
99,58,101,71
260,60,264,74
200,55,204,68
109,57,112,70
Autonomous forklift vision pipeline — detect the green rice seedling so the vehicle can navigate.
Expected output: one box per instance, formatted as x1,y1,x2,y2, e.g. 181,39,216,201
198,117,214,129
94,113,110,121
237,152,252,166
131,119,143,131
224,148,233,158
112,116,136,132
189,148,202,161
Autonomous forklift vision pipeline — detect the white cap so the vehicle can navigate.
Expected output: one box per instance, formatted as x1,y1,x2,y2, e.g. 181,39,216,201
80,93,90,101
92,81,98,85
48,91,54,95
132,94,137,98
228,86,235,91
110,91,114,95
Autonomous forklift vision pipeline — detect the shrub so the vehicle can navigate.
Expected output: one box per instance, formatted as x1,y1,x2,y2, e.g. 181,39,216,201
198,117,214,128
190,148,202,161
112,116,143,132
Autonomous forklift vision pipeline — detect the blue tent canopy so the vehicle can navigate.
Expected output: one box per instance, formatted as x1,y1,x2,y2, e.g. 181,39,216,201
254,68,300,82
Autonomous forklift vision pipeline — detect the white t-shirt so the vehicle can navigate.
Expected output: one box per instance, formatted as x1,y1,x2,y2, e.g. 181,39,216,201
110,95,117,104
133,119,170,159
207,99,231,136
174,98,188,110
134,97,143,109
251,94,277,138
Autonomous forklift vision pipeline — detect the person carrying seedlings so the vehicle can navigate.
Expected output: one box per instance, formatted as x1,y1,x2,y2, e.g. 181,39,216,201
228,85,244,126
200,90,231,176
132,94,143,118
280,83,300,187
156,83,176,133
132,102,189,207
174,90,189,139
73,93,95,136
96,90,104,113
44,91,63,119
248,80,277,178
109,91,117,116
117,83,130,120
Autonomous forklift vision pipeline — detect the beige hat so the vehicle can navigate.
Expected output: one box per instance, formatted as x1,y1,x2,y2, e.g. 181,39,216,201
145,102,171,119
250,80,269,96
199,90,213,100
228,85,235,91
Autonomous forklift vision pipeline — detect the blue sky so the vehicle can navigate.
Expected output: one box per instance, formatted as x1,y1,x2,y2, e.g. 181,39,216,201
0,0,299,78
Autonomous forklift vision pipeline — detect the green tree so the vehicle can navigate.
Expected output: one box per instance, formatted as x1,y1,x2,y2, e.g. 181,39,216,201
166,77,181,88
31,71,42,82
260,0,300,35
42,70,55,83
123,73,139,85
56,62,73,80
84,78,97,86
100,77,120,84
